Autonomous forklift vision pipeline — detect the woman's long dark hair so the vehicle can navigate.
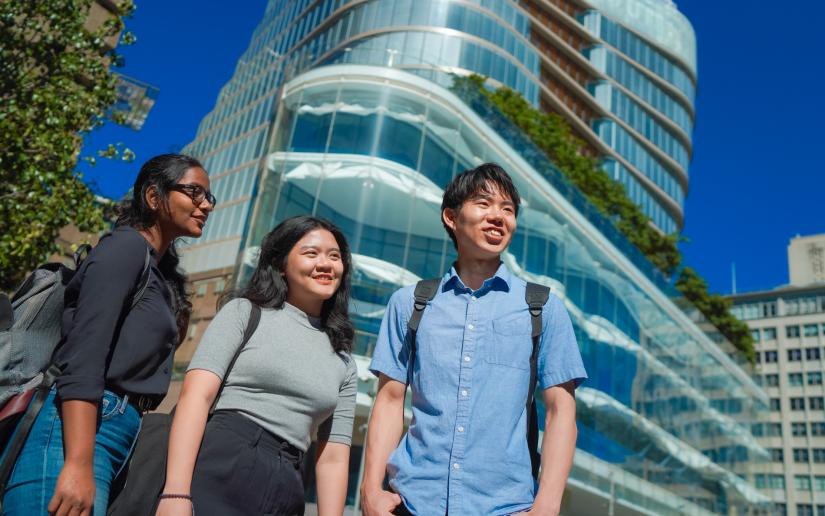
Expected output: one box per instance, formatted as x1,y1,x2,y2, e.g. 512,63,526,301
116,153,203,339
223,216,354,353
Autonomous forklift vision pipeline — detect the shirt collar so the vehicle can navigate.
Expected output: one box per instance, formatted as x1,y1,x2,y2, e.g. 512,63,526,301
443,261,512,294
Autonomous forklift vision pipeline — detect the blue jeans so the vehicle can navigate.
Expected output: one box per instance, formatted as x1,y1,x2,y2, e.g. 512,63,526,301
2,387,141,515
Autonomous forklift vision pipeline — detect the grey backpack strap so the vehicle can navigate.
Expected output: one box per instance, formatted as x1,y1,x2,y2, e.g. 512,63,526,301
525,282,550,480
405,279,440,387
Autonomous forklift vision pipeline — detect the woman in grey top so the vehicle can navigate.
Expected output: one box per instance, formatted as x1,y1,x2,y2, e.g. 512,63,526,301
157,216,357,516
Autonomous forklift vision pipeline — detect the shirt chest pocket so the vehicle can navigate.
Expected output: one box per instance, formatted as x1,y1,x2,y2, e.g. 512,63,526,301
485,315,533,370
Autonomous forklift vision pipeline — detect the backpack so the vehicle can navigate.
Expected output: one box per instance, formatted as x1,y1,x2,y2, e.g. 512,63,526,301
406,279,550,481
0,237,150,496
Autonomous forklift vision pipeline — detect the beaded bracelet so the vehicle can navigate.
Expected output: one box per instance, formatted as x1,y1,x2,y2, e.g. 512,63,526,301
158,493,192,501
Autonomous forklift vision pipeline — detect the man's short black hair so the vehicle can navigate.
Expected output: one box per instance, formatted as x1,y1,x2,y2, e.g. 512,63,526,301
441,163,521,247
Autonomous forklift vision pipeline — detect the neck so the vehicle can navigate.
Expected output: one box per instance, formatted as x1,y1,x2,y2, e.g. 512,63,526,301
137,225,172,259
455,254,501,291
286,294,323,318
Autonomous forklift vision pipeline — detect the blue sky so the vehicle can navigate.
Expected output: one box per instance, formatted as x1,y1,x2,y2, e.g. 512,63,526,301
81,1,825,295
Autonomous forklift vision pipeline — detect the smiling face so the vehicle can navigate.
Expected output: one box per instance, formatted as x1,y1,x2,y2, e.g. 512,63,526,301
442,181,517,261
283,228,345,316
153,166,213,239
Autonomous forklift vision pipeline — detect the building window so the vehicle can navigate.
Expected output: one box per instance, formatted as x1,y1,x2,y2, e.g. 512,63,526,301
789,373,804,386
809,372,823,385
815,476,825,491
754,473,767,489
799,504,814,516
771,398,783,411
771,448,784,462
215,278,226,294
196,283,208,297
774,504,786,516
764,350,778,363
770,474,786,489
791,397,805,410
814,449,825,463
767,423,783,437
817,505,825,516
751,423,763,437
187,324,198,340
812,422,825,436
797,475,813,491
788,348,803,361
788,325,801,338
811,397,825,410
805,323,820,337
765,374,780,386
807,348,822,360
764,327,777,340
794,422,808,436
751,329,761,342
795,448,810,462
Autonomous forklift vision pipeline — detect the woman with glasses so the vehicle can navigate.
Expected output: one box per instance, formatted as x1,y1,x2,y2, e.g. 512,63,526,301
157,216,357,516
2,154,215,515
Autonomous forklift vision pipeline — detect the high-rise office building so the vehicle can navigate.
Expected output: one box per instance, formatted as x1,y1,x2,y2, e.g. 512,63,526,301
179,1,766,513
731,235,825,516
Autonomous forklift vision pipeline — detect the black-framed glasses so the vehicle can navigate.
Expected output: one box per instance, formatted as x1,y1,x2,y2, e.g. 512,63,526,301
170,183,216,207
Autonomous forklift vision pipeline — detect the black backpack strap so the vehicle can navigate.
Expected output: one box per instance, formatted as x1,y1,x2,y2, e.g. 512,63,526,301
211,303,261,412
405,279,440,386
129,248,152,311
525,282,550,480
0,363,61,495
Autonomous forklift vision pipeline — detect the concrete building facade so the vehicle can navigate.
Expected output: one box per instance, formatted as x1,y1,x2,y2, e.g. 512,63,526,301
731,236,825,516
789,234,825,288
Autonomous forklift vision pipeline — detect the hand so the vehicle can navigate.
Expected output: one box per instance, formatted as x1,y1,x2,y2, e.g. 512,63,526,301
515,504,560,516
155,497,194,516
360,487,402,516
47,461,95,516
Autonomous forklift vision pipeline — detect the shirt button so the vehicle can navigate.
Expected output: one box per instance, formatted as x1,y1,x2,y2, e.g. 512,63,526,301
458,426,465,432
470,296,477,301
463,356,471,362
461,390,468,397
467,324,474,330
453,463,460,470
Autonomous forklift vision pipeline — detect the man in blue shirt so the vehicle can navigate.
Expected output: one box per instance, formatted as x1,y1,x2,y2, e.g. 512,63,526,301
361,164,587,515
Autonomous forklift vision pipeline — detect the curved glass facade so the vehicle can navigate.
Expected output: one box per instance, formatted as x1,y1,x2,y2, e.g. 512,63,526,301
238,65,768,514
180,0,700,276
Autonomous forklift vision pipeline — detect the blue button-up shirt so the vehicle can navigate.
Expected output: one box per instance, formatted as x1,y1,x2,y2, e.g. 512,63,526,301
370,263,587,515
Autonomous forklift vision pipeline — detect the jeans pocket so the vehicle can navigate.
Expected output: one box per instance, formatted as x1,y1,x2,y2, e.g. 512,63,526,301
100,391,122,421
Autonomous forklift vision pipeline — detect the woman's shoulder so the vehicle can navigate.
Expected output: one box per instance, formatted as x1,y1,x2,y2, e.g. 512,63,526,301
82,226,150,274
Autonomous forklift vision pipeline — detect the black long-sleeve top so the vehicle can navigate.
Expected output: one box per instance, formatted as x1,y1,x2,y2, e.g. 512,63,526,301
54,226,179,402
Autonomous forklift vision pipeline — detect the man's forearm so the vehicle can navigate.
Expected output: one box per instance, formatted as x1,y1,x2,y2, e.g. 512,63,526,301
362,396,405,489
532,382,578,515
532,416,576,513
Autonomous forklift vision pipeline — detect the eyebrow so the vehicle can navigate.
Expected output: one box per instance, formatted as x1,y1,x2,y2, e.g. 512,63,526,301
299,245,341,252
472,192,514,205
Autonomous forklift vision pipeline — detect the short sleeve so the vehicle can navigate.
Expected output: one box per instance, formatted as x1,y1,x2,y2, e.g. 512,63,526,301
368,287,413,383
187,298,251,379
538,294,587,390
317,357,358,445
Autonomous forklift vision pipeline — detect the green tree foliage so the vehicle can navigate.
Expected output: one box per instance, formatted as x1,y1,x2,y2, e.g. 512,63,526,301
454,75,754,362
0,0,135,291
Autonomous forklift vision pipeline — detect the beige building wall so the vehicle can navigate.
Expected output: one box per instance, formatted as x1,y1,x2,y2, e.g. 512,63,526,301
731,286,825,516
789,234,825,287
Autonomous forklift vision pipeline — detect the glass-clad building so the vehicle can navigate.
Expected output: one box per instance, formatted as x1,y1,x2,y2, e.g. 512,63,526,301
179,1,766,514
